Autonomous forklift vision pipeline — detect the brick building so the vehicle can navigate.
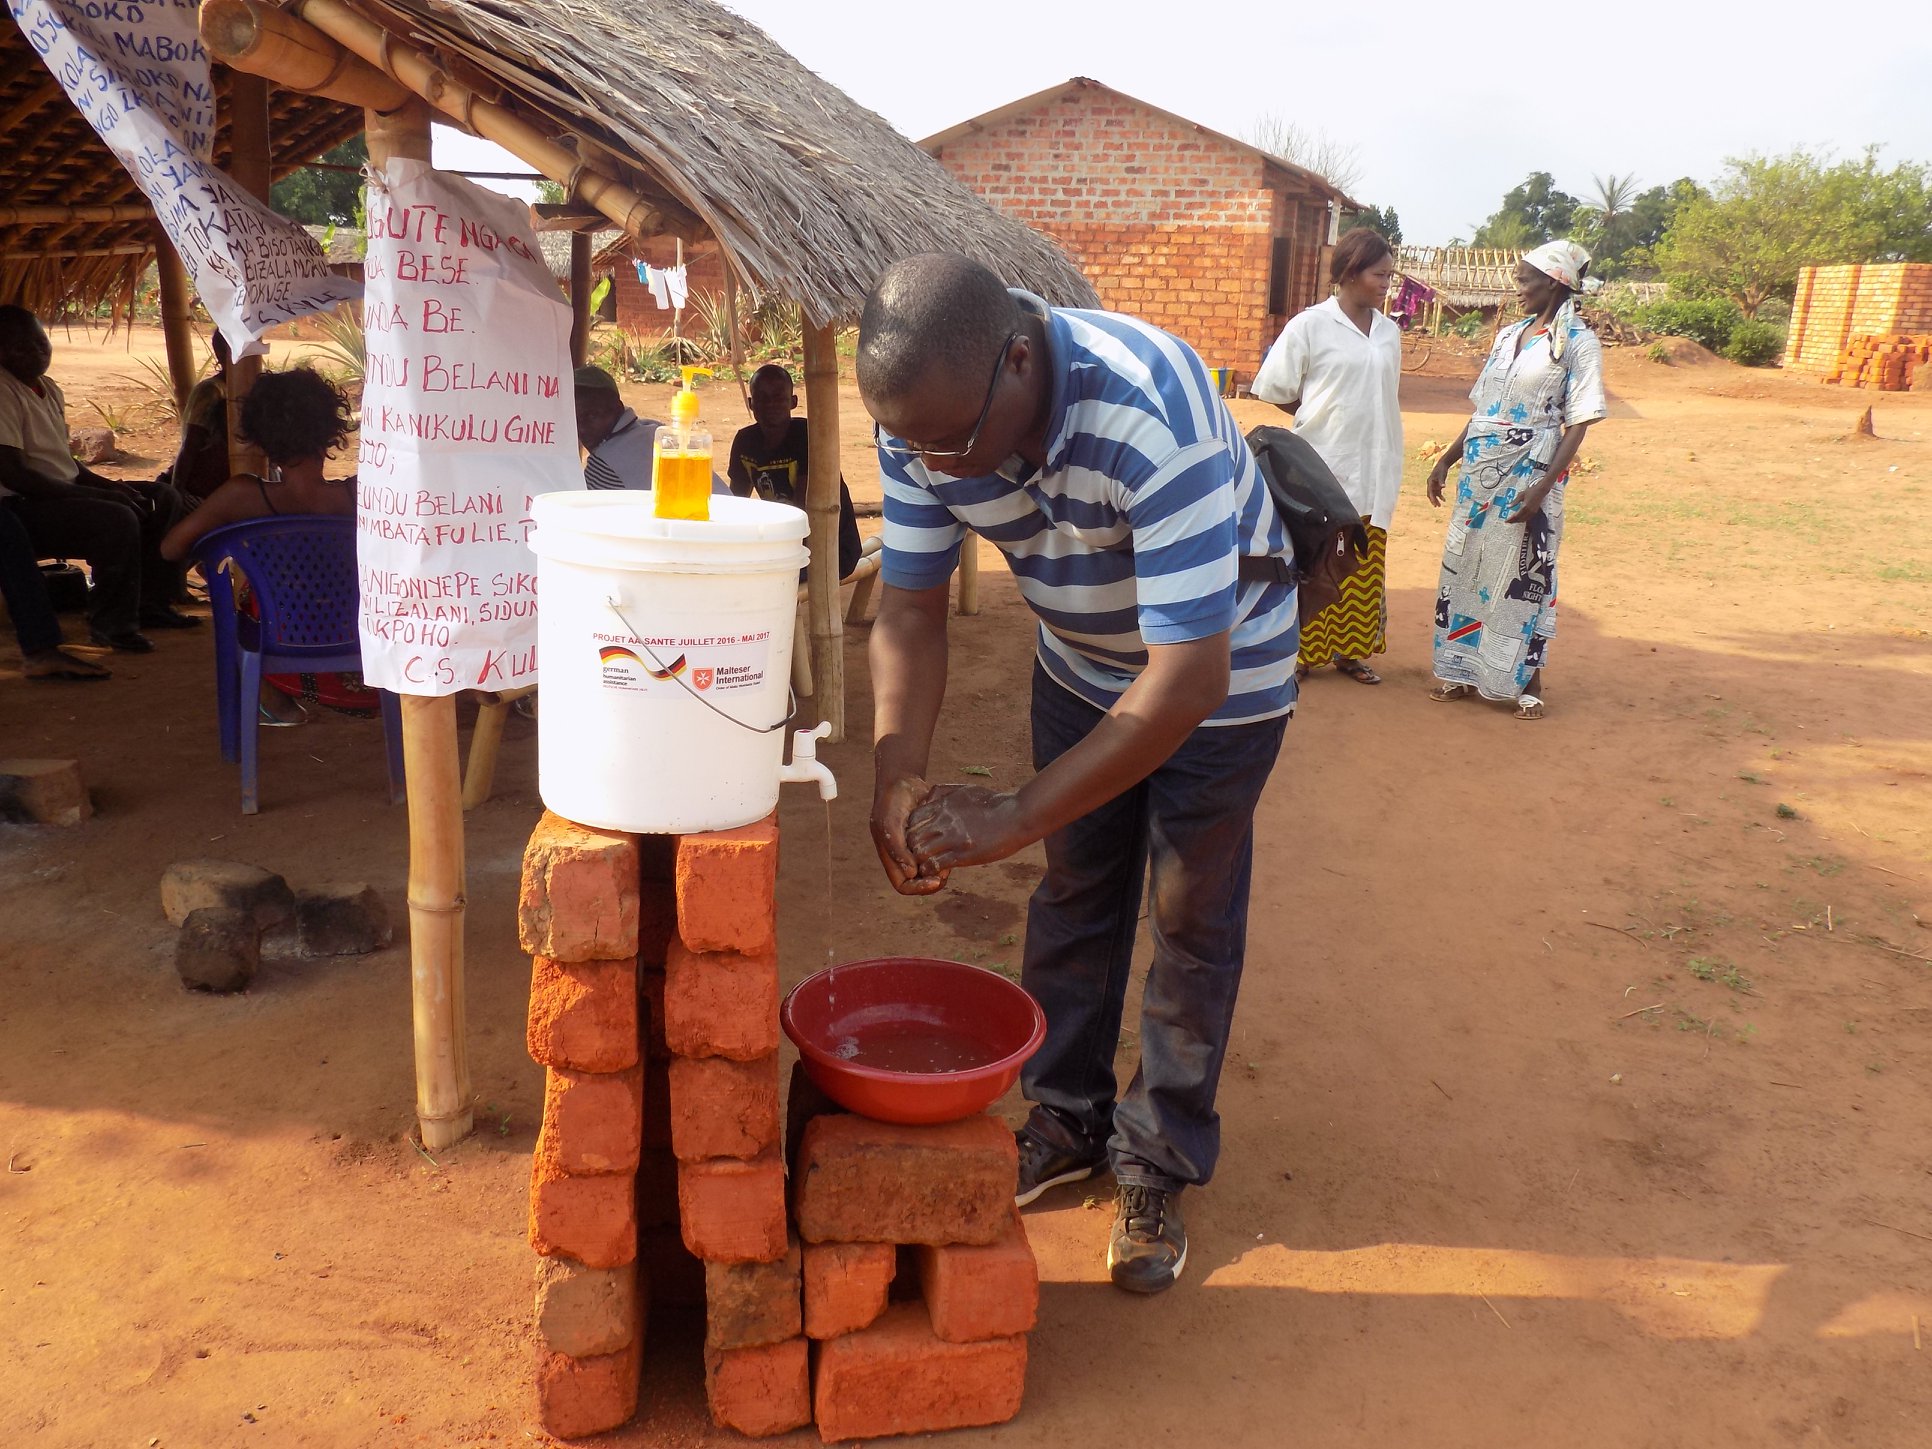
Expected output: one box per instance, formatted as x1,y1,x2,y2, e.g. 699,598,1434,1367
1783,262,1932,373
923,77,1358,385
598,235,731,336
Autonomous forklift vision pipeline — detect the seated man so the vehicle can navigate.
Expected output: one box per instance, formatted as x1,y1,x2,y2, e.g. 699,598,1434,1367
0,305,197,653
573,364,726,494
727,363,862,579
0,502,109,680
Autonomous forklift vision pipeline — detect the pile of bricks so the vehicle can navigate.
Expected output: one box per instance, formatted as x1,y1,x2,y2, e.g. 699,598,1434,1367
1826,333,1932,391
518,808,1038,1441
1784,262,1932,373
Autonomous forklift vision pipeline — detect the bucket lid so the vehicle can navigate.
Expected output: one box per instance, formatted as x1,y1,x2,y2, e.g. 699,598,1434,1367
534,490,808,544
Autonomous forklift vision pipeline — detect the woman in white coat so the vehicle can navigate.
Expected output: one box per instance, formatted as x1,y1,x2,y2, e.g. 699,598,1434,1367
1251,227,1404,685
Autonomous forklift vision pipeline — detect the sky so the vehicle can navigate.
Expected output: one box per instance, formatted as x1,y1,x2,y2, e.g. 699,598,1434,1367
437,0,1932,243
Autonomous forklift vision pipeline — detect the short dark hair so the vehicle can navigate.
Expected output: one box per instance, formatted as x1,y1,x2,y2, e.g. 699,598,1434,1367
1330,227,1395,286
239,367,353,466
0,304,38,343
750,363,793,393
857,253,1019,405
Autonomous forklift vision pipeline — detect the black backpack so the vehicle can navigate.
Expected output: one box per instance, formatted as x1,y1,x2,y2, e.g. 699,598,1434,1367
1239,424,1369,624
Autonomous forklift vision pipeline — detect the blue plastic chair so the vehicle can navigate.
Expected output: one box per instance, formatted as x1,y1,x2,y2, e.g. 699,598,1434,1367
192,516,405,814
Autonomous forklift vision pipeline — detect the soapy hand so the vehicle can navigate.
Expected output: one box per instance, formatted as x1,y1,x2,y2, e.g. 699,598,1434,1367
905,784,1031,875
871,774,949,896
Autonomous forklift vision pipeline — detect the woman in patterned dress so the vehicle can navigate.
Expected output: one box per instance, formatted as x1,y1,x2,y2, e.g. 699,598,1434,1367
1424,240,1606,719
1252,227,1404,685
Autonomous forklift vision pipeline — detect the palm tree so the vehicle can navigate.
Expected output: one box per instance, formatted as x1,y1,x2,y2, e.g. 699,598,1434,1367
1582,172,1640,231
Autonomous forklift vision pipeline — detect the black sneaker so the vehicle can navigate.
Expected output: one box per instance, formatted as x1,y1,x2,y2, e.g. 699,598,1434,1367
89,628,155,654
1108,1182,1186,1294
139,605,201,629
1014,1121,1107,1208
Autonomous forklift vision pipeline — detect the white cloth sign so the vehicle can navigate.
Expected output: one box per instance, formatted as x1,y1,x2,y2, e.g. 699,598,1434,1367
355,159,578,696
10,0,359,354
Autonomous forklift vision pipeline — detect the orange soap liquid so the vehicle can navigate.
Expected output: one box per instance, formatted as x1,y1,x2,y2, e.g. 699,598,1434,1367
653,449,712,521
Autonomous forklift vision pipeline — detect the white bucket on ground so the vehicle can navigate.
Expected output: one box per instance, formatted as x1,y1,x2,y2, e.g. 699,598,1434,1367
532,491,810,834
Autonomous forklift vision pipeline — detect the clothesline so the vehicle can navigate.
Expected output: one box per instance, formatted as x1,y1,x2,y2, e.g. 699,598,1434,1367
634,260,688,311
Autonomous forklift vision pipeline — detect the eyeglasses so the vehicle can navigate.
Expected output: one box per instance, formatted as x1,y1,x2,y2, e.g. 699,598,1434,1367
873,332,1018,461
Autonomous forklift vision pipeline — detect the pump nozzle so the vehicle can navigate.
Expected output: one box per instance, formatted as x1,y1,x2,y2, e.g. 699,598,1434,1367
673,365,713,426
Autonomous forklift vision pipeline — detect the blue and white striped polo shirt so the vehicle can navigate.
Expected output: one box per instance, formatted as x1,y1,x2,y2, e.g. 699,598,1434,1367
879,292,1299,725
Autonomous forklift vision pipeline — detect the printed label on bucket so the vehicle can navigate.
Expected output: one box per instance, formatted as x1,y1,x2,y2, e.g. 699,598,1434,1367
592,629,772,694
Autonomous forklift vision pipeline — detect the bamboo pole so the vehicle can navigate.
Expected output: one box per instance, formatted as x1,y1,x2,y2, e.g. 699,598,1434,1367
151,222,196,415
956,539,980,616
222,0,666,242
801,322,845,741
224,72,272,479
365,97,474,1151
0,203,154,226
569,231,592,367
201,0,408,111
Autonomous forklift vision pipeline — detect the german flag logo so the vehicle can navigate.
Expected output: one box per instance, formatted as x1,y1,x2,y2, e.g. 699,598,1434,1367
645,653,688,681
599,645,642,666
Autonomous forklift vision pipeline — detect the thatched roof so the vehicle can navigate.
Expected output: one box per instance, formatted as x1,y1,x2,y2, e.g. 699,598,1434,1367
0,26,365,316
360,0,1097,323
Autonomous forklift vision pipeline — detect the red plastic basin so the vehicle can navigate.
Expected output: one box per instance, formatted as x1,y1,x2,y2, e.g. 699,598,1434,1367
781,957,1046,1126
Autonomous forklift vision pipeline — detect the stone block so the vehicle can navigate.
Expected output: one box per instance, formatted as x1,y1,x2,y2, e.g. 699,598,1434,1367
68,426,116,464
705,1236,802,1351
662,940,777,1061
669,1053,779,1162
160,859,293,929
803,1241,895,1340
674,814,778,956
527,954,638,1073
520,811,639,963
529,1163,635,1269
0,758,91,827
175,907,261,993
639,1224,704,1309
536,1065,643,1176
794,1113,1017,1246
813,1303,1026,1442
678,1152,788,1263
915,1207,1039,1342
533,1256,640,1359
295,883,392,956
533,1336,641,1440
704,1337,811,1439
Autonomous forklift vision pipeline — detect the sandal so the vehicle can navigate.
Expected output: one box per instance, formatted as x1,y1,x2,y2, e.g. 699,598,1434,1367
23,647,111,682
1514,693,1545,720
1334,658,1382,685
1429,683,1473,702
259,699,307,728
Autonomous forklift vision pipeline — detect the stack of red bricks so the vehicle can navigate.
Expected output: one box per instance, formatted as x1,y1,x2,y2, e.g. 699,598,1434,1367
788,1070,1037,1440
1826,333,1932,391
519,809,1038,1441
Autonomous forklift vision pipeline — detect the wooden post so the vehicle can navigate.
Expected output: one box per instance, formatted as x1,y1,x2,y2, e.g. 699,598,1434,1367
569,231,592,367
224,71,272,478
801,322,844,741
151,221,196,415
368,96,474,1151
956,539,980,616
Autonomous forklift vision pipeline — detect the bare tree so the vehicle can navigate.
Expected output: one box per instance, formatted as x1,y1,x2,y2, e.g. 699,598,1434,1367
1244,113,1364,196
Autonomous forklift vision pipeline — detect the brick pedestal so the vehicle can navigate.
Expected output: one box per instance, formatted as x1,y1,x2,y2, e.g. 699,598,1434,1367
522,808,1035,1441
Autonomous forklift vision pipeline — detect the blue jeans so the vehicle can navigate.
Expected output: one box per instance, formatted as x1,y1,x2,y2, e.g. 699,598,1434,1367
1019,662,1287,1190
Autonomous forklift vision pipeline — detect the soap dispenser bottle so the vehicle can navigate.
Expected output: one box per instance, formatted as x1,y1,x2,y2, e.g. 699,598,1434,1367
653,365,715,521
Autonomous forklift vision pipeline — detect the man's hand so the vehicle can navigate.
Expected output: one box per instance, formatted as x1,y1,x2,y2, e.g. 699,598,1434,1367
905,784,1031,875
871,774,949,896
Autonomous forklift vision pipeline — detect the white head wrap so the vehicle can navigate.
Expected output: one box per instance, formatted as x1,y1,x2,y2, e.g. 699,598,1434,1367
1521,239,1591,360
1523,239,1590,291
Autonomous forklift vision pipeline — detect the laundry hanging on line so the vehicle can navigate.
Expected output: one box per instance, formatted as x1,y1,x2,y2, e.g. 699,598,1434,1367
633,260,689,311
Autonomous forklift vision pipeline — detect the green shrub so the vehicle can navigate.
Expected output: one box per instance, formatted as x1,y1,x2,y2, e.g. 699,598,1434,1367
1754,297,1792,328
1451,310,1486,340
1646,341,1672,364
1636,297,1744,352
1723,319,1786,367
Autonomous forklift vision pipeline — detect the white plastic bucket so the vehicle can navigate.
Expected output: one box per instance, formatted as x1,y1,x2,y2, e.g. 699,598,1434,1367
531,491,809,833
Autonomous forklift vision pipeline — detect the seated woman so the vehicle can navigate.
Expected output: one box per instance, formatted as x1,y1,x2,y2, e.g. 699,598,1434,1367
162,367,375,725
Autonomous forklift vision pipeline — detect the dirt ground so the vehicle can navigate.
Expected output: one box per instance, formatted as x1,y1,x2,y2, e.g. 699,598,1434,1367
3,323,1930,1448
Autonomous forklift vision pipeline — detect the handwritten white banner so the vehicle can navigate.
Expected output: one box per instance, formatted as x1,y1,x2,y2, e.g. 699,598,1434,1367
354,159,578,696
8,0,358,353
